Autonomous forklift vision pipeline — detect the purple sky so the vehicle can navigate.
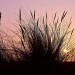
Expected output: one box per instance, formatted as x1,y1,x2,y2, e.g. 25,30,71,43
0,0,75,28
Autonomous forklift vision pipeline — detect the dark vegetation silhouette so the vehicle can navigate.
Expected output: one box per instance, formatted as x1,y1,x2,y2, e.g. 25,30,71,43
0,10,75,75
18,9,75,62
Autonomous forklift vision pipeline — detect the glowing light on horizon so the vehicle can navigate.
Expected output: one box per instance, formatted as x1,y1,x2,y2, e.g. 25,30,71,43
63,49,69,53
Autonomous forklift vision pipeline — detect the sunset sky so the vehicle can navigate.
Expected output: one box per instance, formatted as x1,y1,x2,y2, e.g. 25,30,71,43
0,0,75,29
0,0,75,62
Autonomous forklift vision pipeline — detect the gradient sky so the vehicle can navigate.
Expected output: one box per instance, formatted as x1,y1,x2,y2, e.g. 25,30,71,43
0,0,75,29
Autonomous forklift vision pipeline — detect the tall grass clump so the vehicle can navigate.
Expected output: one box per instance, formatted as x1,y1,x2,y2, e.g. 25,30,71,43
0,11,29,62
1,10,75,63
0,12,7,62
18,9,75,63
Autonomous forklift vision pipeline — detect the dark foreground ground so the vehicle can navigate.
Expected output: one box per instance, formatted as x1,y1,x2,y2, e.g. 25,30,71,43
1,61,75,75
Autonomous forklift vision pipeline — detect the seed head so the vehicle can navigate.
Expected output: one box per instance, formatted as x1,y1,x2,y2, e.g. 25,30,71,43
0,12,1,21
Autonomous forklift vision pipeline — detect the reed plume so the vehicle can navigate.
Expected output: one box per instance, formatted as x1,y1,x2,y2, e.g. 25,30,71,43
19,10,75,62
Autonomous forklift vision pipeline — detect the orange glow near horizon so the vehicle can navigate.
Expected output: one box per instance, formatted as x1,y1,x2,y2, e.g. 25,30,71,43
63,49,69,54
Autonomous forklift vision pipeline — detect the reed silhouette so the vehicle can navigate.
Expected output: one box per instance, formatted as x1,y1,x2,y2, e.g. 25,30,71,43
0,10,75,75
19,10,74,62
